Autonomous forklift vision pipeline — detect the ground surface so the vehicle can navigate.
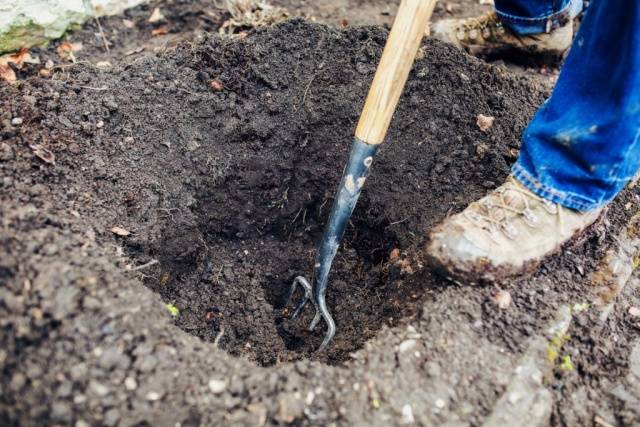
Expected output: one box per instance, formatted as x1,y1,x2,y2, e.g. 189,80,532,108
1,1,639,426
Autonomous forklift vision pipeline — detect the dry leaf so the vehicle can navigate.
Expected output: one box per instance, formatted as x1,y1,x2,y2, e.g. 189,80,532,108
148,7,165,23
0,48,37,68
96,61,112,68
111,226,131,236
389,248,400,261
151,27,168,36
209,79,224,91
494,290,511,309
57,41,83,62
0,63,16,83
29,144,55,164
123,19,135,28
476,114,495,132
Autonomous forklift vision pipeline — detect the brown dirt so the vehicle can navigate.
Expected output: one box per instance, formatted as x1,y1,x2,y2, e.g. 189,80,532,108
1,2,638,426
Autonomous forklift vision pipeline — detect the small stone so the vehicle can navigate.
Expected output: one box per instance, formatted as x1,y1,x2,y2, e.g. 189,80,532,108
476,114,495,132
96,120,104,129
398,339,417,353
146,391,162,401
89,380,110,397
51,401,72,422
401,404,415,424
435,398,446,409
104,408,120,426
494,290,512,309
208,378,226,394
124,377,138,391
75,421,90,427
276,393,305,423
11,117,23,126
629,307,640,317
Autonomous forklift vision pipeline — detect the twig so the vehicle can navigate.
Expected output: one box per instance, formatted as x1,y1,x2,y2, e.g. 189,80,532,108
94,15,110,52
132,259,159,271
387,217,409,227
213,327,225,348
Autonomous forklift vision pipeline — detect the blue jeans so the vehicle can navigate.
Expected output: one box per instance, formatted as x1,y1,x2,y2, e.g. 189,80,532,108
495,0,583,34
498,0,640,211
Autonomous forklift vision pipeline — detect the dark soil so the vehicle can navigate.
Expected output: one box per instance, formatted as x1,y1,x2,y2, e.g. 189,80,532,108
1,12,638,427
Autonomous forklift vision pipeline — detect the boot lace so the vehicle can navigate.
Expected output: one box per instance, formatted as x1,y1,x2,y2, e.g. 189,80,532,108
464,181,562,242
456,12,508,42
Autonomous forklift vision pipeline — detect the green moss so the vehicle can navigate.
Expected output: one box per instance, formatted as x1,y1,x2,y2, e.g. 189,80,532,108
0,10,87,54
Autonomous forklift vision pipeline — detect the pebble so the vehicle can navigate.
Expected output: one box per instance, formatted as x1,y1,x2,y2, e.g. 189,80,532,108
89,380,110,397
75,421,90,427
146,391,163,401
104,408,120,426
51,401,72,422
435,398,446,409
629,306,640,317
401,404,415,424
208,378,226,394
124,377,138,391
11,117,23,126
398,339,417,354
96,120,104,129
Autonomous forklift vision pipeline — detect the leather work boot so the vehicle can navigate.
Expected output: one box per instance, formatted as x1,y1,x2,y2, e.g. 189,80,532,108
431,12,574,57
425,176,603,284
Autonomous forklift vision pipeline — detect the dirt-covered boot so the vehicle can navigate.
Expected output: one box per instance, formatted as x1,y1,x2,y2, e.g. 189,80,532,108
425,176,603,284
431,11,573,57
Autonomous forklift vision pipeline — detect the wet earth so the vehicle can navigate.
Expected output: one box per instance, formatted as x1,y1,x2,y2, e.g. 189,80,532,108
1,1,639,426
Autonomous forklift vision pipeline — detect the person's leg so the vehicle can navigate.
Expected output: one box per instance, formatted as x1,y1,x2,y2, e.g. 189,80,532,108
431,0,583,56
494,0,582,35
426,0,640,283
513,0,640,211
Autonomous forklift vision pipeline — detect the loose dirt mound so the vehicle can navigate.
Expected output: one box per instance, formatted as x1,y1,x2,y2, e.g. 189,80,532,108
1,20,637,426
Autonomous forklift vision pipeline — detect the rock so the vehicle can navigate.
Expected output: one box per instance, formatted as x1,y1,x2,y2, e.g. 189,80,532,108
51,401,72,422
88,380,110,397
208,378,226,394
0,0,149,53
104,408,120,426
124,377,138,391
11,117,23,125
401,404,415,424
146,391,163,401
398,339,417,353
276,393,305,423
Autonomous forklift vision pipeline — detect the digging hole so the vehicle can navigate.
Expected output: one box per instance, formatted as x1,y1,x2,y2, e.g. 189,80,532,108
135,177,432,366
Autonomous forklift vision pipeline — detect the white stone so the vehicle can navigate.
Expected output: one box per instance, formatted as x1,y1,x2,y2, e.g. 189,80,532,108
401,404,414,424
208,378,226,394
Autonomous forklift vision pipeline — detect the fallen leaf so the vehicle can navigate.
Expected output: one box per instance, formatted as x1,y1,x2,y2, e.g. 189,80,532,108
494,289,511,309
389,248,400,261
0,63,16,83
476,114,495,132
29,144,55,164
165,303,179,316
123,19,135,28
111,226,130,236
148,7,165,23
96,61,112,68
151,26,168,36
209,79,224,91
0,48,38,69
57,41,83,62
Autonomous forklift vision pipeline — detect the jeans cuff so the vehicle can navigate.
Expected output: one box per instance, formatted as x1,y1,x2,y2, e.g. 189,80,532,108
511,162,602,211
496,0,582,35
